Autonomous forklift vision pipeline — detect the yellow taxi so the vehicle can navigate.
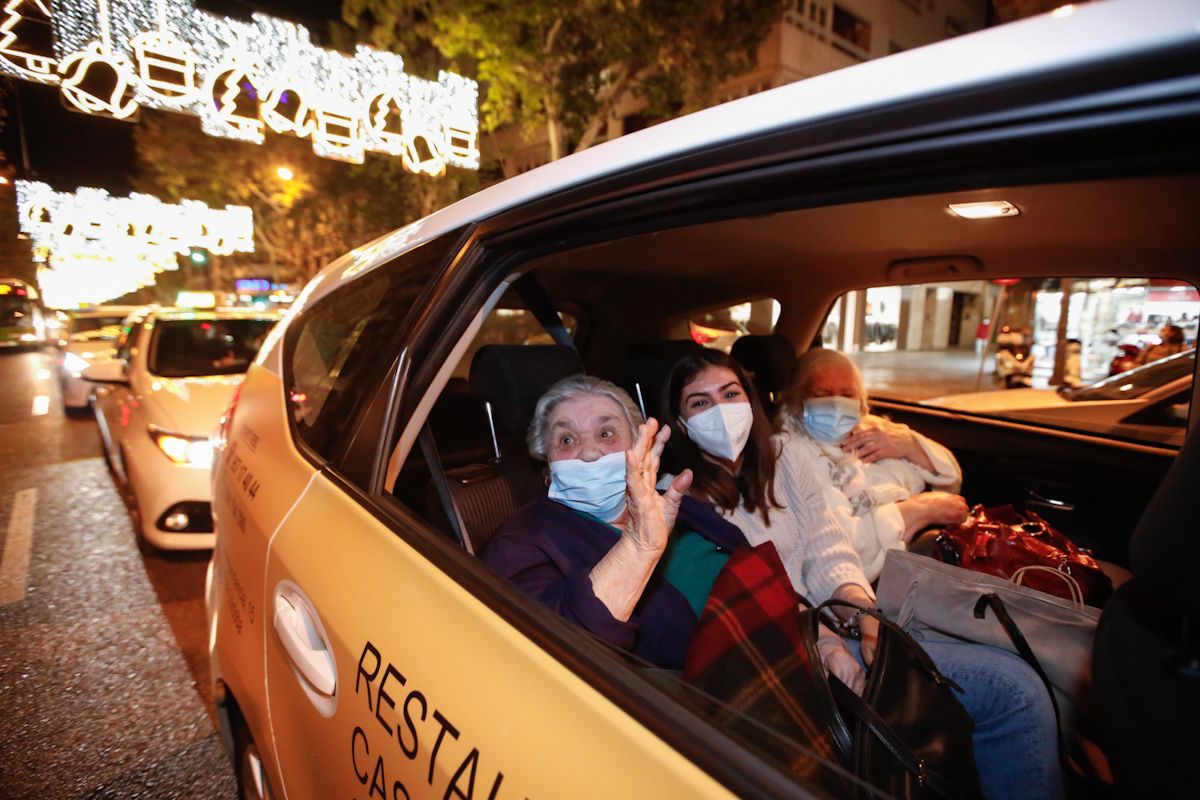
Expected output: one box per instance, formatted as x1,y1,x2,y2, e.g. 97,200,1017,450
207,3,1200,797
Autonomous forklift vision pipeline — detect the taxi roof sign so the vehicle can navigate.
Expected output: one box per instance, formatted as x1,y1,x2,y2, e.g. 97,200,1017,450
176,291,217,309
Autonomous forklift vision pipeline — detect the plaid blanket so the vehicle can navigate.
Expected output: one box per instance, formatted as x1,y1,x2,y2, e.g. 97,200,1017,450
683,541,847,788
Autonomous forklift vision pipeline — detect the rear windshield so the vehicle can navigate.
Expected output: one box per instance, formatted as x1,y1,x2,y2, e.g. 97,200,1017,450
70,316,128,339
149,318,275,377
0,296,33,326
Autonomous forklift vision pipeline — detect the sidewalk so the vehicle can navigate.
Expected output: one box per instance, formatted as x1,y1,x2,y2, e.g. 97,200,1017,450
848,348,1051,401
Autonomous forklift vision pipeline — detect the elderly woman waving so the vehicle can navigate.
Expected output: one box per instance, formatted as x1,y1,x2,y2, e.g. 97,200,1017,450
780,347,968,581
481,375,749,670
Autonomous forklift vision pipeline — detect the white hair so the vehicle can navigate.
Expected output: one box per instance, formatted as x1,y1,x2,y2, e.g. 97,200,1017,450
527,375,644,461
784,348,870,416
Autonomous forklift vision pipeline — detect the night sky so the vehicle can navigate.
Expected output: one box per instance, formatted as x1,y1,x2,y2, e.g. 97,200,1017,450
0,0,347,194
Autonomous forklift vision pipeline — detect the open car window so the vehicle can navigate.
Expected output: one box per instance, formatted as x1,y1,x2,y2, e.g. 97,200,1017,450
824,278,1198,448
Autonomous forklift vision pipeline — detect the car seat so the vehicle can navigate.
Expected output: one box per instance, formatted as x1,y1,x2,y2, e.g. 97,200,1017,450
426,344,584,555
623,340,701,421
731,334,796,414
1092,417,1200,796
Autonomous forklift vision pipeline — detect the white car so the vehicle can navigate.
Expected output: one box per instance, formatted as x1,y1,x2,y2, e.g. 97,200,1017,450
925,349,1195,446
85,307,278,551
203,3,1199,799
56,305,143,413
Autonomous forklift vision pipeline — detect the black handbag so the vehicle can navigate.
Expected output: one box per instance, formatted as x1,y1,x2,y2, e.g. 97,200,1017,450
798,600,985,800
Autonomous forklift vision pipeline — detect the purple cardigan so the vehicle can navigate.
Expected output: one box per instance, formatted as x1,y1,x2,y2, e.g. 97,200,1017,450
480,495,749,669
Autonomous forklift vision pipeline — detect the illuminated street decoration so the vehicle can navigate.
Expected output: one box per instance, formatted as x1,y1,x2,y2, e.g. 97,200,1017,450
0,0,58,81
15,180,254,307
0,0,480,173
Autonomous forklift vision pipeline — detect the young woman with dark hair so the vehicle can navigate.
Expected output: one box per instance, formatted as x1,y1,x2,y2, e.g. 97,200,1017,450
664,347,1063,800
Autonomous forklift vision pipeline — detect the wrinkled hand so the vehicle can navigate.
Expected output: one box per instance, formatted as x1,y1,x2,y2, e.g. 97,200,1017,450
918,491,969,526
817,637,866,696
624,418,693,553
842,419,918,464
897,491,969,540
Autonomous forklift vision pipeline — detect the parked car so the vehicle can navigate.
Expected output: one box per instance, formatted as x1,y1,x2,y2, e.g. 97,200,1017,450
925,349,1195,447
56,305,143,413
85,307,278,551
206,3,1200,799
0,278,47,349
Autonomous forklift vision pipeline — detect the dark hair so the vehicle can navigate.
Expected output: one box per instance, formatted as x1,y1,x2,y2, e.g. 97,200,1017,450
664,348,783,524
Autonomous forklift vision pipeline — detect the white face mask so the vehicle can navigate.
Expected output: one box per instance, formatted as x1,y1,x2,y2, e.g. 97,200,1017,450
683,401,754,462
547,450,627,522
802,396,861,444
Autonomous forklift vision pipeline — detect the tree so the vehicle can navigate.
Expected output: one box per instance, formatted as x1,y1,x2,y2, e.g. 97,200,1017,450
344,0,780,164
133,109,477,285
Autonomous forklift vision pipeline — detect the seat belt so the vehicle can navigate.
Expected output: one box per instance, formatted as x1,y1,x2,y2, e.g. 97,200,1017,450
418,422,472,554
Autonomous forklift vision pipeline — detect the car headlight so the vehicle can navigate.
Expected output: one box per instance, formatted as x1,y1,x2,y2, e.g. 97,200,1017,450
149,427,214,466
62,352,91,373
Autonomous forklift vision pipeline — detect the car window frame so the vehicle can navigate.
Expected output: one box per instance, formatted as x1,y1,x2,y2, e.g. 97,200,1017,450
280,226,472,474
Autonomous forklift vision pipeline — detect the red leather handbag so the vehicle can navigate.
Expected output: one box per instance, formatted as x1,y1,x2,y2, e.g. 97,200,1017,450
933,505,1113,607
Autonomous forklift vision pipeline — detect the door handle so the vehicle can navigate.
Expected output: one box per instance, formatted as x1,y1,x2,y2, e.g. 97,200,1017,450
273,588,337,698
1024,490,1076,513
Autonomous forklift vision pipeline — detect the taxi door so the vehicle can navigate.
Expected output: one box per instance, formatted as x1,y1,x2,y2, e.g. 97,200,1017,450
260,445,735,799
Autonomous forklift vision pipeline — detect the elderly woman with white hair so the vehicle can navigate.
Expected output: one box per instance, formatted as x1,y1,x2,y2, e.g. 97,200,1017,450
481,374,752,670
779,347,969,582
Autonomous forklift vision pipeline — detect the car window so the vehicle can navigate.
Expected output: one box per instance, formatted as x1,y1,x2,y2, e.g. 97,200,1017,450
387,290,582,524
115,320,145,361
666,298,781,351
69,316,128,339
450,306,578,379
148,318,276,377
285,231,463,464
823,278,1198,447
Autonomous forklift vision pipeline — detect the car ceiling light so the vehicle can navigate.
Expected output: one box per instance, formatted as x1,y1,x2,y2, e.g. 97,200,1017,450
946,201,1021,219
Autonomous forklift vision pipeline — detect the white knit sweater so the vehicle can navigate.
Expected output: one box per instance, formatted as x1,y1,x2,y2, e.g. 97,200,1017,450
780,415,962,582
723,432,875,605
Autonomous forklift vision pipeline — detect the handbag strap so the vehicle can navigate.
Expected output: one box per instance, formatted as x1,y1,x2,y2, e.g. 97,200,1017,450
972,593,1068,766
806,600,970,798
815,598,962,691
828,677,963,800
1010,565,1084,610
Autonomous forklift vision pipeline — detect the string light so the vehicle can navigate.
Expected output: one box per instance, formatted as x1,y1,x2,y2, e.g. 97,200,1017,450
16,179,254,307
0,0,479,173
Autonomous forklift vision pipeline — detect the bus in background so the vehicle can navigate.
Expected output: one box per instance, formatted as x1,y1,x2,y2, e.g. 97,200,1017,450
0,279,47,349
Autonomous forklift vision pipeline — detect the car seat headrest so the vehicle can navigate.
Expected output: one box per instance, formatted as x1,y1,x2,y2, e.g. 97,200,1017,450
624,340,702,420
731,334,796,403
469,345,585,435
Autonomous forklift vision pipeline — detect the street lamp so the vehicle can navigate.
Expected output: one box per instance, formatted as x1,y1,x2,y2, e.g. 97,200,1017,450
275,165,295,181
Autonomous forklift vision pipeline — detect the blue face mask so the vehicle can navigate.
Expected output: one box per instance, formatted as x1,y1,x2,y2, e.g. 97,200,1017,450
802,396,861,444
547,450,627,522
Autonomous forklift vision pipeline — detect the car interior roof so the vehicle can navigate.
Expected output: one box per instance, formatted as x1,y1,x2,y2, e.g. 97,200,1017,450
528,174,1199,296
519,173,1200,351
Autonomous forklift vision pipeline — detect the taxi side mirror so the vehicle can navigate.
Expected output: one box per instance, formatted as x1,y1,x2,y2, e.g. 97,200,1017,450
82,360,129,385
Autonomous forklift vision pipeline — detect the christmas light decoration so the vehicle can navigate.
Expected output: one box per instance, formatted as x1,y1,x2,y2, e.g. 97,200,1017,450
15,180,254,307
0,0,479,173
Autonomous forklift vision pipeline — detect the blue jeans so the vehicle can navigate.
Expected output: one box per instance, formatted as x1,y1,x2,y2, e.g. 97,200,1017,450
845,638,1063,800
